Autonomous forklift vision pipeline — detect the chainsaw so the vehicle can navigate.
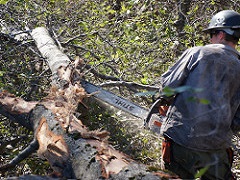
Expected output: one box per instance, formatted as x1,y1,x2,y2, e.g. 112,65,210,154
81,80,166,134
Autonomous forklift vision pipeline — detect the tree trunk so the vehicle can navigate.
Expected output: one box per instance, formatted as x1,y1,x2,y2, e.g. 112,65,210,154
0,27,177,179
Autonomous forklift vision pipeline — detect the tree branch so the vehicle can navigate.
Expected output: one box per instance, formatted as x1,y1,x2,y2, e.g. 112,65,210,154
100,80,159,92
0,139,39,171
31,27,71,75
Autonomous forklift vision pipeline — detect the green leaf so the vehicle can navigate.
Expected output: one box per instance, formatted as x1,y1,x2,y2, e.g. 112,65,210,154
174,86,192,93
187,97,210,105
162,86,175,97
0,71,4,76
199,98,210,105
0,0,8,4
195,166,209,178
163,85,204,97
134,91,157,97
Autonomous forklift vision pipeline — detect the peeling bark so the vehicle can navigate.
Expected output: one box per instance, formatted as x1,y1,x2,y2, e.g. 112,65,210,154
0,90,37,114
0,27,178,179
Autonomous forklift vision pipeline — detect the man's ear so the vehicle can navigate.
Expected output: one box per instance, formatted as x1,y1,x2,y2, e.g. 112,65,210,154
219,31,226,40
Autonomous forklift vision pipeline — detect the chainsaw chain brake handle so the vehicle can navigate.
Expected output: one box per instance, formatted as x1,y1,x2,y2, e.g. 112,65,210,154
144,97,171,134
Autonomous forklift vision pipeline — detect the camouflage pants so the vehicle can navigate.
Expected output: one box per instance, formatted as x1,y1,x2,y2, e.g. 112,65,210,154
161,139,235,180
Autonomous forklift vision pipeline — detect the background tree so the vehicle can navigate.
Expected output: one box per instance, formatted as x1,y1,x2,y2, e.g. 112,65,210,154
0,0,240,178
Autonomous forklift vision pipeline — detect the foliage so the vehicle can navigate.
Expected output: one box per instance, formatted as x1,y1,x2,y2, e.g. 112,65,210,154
195,166,209,179
163,86,210,104
79,98,162,166
1,0,240,178
0,116,51,177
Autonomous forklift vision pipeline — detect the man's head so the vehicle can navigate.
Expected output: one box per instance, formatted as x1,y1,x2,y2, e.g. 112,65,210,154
203,10,240,46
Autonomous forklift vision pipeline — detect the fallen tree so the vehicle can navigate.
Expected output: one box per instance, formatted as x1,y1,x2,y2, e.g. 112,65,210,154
0,27,177,179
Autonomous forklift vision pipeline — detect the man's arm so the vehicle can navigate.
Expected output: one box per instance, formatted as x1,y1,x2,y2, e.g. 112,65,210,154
160,49,194,89
231,106,240,134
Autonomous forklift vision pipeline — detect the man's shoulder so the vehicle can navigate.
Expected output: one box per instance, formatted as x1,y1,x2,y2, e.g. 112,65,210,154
185,45,213,54
182,46,212,57
188,44,233,56
204,44,240,58
186,44,240,63
190,44,223,51
180,44,240,61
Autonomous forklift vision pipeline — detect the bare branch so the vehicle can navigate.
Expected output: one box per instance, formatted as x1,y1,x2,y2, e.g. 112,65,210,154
62,32,97,45
0,139,39,171
84,64,120,81
0,105,32,130
100,80,159,92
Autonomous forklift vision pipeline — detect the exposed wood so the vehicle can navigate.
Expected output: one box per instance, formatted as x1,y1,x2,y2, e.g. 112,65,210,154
0,27,179,179
0,90,37,114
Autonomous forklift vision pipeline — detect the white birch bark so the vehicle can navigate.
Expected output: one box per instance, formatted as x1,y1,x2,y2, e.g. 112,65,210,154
31,27,70,74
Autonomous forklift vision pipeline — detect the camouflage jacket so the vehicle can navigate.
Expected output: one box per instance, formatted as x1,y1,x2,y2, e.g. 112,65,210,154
160,44,240,151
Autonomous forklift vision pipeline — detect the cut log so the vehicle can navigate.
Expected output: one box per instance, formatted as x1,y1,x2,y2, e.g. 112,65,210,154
0,27,179,179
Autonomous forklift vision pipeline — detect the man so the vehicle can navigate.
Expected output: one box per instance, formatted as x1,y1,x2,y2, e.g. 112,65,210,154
159,10,240,179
